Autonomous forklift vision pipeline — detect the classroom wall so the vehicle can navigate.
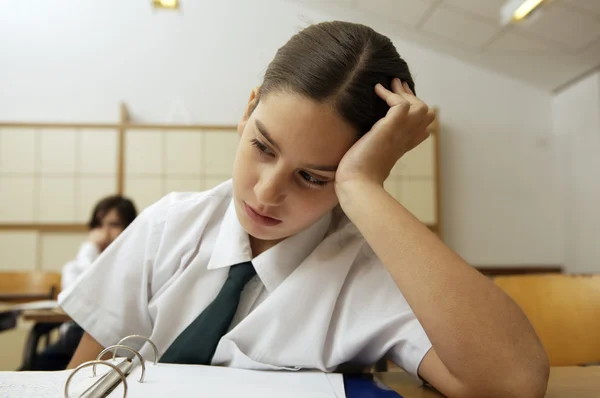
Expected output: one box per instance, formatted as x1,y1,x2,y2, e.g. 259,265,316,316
552,71,600,274
0,0,562,268
0,126,240,272
389,39,560,268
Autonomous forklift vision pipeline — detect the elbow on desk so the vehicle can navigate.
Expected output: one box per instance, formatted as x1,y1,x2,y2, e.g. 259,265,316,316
516,359,550,398
507,345,550,398
474,359,550,398
459,355,550,398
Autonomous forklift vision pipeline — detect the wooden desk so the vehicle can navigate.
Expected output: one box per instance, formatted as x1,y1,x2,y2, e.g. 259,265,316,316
378,367,600,397
0,304,71,324
21,308,71,324
16,308,71,370
0,293,53,303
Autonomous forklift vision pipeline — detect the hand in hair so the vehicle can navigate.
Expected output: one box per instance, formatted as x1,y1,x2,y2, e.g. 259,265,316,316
335,77,435,189
334,78,549,398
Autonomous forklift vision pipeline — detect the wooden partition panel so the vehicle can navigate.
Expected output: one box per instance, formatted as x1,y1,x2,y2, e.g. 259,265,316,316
0,107,441,271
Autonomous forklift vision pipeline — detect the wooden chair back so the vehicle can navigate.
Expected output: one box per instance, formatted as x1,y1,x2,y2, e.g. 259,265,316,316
494,274,600,366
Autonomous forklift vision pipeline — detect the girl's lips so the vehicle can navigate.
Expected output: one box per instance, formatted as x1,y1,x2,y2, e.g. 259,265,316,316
244,202,282,227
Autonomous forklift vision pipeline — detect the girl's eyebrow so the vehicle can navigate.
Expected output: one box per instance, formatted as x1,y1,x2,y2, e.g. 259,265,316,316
254,119,338,173
255,119,280,151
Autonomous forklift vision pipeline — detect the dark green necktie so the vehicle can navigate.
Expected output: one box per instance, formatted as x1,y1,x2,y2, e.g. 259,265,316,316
160,261,256,364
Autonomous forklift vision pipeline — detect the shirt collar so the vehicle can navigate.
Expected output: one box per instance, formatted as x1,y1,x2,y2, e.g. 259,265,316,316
206,200,253,270
207,199,332,293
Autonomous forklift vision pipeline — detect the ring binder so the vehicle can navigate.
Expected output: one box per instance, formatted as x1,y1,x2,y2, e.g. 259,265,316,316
6,333,348,398
94,344,146,382
114,334,159,364
79,359,134,398
62,335,157,398
64,359,129,398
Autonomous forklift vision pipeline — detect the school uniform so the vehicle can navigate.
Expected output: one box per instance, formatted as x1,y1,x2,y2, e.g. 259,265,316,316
61,241,100,291
58,180,432,378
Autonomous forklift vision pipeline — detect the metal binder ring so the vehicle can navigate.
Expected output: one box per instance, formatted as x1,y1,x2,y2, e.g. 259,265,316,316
64,360,127,398
114,335,159,364
94,345,146,382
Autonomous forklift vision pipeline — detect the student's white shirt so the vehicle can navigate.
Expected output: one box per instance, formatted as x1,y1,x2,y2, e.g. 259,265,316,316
61,241,100,291
58,180,432,378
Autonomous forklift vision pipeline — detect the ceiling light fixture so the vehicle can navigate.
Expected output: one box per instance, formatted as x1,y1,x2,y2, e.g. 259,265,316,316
152,0,179,10
500,0,547,25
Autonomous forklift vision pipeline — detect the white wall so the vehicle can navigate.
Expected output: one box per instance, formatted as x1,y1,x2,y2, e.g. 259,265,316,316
0,0,562,267
391,41,560,267
0,0,305,123
553,71,600,273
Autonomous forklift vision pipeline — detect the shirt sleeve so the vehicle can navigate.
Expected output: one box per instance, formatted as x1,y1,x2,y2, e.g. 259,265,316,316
387,319,433,379
61,241,100,291
58,198,168,348
357,242,433,380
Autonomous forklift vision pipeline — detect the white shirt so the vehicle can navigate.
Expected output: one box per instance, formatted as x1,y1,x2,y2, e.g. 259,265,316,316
61,241,100,291
58,180,431,377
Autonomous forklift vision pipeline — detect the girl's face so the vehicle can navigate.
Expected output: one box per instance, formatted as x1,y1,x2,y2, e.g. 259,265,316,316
233,90,357,250
96,208,125,243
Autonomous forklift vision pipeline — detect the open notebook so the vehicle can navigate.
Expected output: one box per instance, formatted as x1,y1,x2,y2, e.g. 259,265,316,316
0,335,402,398
0,335,346,398
0,361,346,398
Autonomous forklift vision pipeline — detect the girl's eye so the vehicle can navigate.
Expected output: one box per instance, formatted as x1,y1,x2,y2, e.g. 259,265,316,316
251,139,274,156
299,171,329,188
250,138,329,187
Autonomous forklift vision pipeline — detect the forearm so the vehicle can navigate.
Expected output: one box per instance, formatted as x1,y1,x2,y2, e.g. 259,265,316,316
337,180,548,391
67,332,107,369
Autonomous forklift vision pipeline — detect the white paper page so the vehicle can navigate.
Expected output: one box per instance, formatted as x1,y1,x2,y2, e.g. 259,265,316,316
326,373,346,397
114,363,346,398
0,370,70,398
0,358,125,398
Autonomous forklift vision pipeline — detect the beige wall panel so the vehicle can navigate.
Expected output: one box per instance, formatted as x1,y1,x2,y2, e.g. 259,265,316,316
400,135,436,177
165,131,203,176
39,129,77,174
0,176,36,222
400,179,437,225
40,232,87,272
38,177,76,222
201,177,231,191
389,158,407,177
80,130,118,174
0,129,36,173
384,178,402,202
76,176,118,222
125,130,163,175
124,177,164,211
203,131,238,176
165,177,203,194
0,231,38,271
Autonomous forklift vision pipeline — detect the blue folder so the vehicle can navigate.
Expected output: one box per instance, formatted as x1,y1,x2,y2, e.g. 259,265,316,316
344,374,403,398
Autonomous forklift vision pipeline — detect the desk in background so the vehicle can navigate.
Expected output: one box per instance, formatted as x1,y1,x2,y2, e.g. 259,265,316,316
21,307,71,324
0,305,72,370
20,307,72,370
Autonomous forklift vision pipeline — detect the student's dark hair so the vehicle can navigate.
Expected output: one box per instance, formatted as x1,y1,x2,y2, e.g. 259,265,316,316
88,195,137,230
257,21,415,137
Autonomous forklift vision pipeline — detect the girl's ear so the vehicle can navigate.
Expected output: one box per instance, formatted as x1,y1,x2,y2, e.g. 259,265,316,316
238,86,260,137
